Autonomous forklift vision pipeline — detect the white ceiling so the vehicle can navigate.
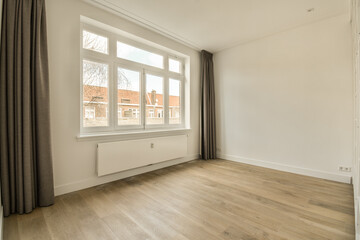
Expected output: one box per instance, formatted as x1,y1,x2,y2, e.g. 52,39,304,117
90,0,350,53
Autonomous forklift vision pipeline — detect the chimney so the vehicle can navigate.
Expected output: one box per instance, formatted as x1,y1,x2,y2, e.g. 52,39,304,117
151,90,156,105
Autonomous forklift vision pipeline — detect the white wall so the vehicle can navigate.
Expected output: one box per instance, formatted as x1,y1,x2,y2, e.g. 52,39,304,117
215,14,353,182
46,0,200,195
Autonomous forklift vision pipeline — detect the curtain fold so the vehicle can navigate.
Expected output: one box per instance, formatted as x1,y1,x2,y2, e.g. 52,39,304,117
200,50,217,160
0,0,54,217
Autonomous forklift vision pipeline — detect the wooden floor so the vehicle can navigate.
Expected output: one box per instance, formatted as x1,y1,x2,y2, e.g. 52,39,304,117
4,159,355,240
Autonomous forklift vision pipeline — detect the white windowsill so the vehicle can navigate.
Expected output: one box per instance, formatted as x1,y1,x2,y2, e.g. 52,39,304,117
76,128,191,142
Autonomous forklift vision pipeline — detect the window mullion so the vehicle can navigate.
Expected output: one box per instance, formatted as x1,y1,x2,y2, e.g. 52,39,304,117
164,77,169,126
164,55,169,126
110,63,117,130
141,69,146,129
181,78,186,128
110,33,117,130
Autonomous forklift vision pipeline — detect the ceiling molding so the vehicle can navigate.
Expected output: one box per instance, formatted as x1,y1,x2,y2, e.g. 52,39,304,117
83,0,202,51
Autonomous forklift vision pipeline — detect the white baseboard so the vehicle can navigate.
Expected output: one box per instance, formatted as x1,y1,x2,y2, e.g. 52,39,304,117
218,153,351,184
54,154,199,196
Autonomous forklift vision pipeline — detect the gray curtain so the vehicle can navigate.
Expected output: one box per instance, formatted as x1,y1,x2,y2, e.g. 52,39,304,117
0,0,54,217
200,50,216,160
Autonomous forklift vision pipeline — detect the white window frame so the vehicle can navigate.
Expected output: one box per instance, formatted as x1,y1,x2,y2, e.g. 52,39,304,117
80,23,186,134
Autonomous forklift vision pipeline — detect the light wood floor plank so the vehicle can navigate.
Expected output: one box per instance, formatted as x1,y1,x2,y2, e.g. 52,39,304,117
3,214,20,240
16,208,52,240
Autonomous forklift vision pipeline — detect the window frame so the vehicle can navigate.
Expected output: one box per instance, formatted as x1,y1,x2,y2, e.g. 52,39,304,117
168,57,183,74
144,70,166,128
114,63,144,131
80,56,112,132
82,29,109,55
80,23,186,134
168,77,183,125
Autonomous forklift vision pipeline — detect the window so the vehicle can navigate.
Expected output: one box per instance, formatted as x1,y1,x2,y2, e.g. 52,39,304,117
83,30,108,54
82,59,109,128
117,42,163,69
169,58,181,73
148,109,155,118
146,74,164,125
81,23,186,133
129,108,140,118
117,67,141,126
169,78,181,124
157,109,164,118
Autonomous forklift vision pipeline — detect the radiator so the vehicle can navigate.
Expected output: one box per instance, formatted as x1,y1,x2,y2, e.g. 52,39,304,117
97,135,187,176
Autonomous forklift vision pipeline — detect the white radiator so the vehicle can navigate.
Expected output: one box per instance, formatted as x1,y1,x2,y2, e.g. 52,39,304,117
97,135,187,176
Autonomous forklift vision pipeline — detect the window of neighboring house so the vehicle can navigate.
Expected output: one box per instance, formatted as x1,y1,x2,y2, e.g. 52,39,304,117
148,109,155,118
118,107,122,118
80,22,186,133
85,106,95,120
129,108,139,118
157,109,164,118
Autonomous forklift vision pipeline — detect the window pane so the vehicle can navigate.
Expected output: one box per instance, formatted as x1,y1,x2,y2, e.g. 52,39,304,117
117,41,163,69
169,79,181,124
83,60,109,127
83,30,108,54
169,59,181,73
146,74,164,125
118,67,141,126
